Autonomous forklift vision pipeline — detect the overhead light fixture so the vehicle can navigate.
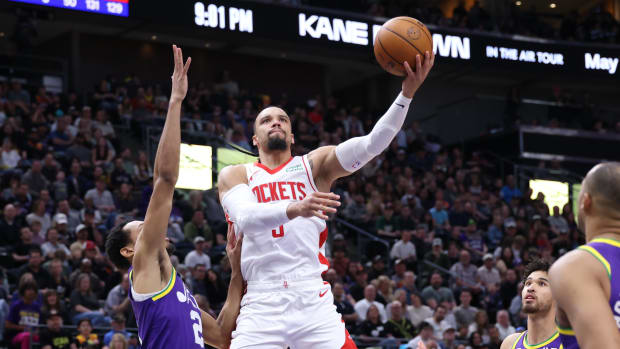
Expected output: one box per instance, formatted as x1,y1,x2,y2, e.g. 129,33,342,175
549,3,556,8
0,32,4,38
151,35,157,40
204,42,211,48
515,1,522,6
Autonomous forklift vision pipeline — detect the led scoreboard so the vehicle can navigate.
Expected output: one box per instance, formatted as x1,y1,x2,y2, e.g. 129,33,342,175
9,0,129,17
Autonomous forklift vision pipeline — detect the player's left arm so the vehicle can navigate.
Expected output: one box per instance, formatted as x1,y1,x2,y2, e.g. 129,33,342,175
549,250,620,349
201,224,244,349
307,52,434,192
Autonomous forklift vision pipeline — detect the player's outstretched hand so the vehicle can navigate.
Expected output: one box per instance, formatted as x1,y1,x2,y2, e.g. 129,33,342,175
402,50,434,98
170,44,192,103
287,192,341,220
226,223,243,274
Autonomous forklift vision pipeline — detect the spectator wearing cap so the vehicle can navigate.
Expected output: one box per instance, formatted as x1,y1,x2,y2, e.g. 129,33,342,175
449,250,481,294
103,314,131,346
392,259,407,287
22,160,49,195
104,274,130,317
500,175,522,203
390,230,417,267
368,255,387,282
376,202,400,239
39,308,75,349
421,272,455,309
355,284,388,323
494,310,515,340
477,254,500,291
42,228,71,259
453,289,478,330
439,326,457,349
183,210,212,243
184,236,212,270
383,300,416,340
53,210,73,240
85,177,116,217
331,233,347,254
421,238,451,285
332,281,358,332
407,321,435,349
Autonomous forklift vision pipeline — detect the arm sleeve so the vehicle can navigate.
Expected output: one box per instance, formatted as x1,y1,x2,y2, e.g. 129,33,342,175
221,184,291,236
335,92,412,172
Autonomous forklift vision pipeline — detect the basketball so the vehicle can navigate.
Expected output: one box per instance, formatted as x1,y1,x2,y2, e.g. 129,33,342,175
374,16,433,76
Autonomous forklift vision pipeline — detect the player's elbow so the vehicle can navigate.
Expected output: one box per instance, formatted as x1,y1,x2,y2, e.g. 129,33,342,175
155,174,178,187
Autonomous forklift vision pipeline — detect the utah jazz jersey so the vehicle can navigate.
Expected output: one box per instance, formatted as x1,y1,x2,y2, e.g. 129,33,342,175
558,238,620,348
512,330,563,349
128,267,205,349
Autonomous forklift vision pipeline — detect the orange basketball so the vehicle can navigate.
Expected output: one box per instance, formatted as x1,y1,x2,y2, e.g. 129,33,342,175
374,16,433,76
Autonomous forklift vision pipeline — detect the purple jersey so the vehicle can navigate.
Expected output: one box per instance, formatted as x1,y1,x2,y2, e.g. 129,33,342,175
558,238,620,348
128,267,205,349
511,330,563,349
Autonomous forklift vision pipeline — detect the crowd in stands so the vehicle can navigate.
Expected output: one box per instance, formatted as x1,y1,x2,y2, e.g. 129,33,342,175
0,67,586,349
268,0,620,44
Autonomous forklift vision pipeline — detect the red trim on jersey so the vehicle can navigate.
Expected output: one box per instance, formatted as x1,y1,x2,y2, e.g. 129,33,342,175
341,329,358,349
318,252,330,275
301,156,318,192
254,157,294,175
319,227,328,248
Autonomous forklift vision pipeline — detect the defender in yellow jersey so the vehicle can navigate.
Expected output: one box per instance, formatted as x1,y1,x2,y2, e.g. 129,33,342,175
549,162,620,349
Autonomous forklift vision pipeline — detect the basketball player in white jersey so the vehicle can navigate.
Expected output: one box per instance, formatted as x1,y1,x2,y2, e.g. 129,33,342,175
219,51,434,348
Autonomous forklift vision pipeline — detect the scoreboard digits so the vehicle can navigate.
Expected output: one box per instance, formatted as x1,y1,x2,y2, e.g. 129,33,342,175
9,0,129,17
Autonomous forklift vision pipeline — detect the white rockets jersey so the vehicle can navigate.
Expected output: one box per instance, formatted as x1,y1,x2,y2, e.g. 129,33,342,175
238,155,329,282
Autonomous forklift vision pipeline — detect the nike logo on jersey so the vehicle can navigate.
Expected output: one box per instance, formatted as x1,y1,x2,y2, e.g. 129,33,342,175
395,103,405,108
319,289,328,298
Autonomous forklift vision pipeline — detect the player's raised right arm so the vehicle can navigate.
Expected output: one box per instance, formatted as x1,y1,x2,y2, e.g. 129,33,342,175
218,165,340,234
135,45,191,263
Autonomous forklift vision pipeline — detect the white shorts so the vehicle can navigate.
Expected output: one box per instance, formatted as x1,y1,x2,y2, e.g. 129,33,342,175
231,278,357,349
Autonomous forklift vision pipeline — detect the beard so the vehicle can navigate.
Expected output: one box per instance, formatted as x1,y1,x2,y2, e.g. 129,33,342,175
267,135,287,151
522,299,552,314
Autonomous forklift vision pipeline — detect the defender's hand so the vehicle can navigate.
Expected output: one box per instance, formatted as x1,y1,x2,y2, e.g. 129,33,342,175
287,192,341,220
226,223,243,273
170,44,192,102
402,51,434,98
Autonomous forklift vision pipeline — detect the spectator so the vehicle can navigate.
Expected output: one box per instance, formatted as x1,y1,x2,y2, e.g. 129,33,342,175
103,314,131,346
84,177,116,216
41,289,69,323
332,281,358,332
422,238,451,284
467,310,490,343
12,226,37,266
47,117,74,152
355,284,388,323
375,275,395,305
494,310,515,340
5,281,41,349
421,272,455,308
383,300,416,340
368,255,387,283
425,305,452,340
48,258,70,300
104,274,130,317
356,304,387,348
188,263,208,296
439,327,458,349
183,210,212,243
331,246,350,278
449,250,481,294
406,292,433,328
430,200,450,231
107,333,129,349
376,201,400,239
477,254,501,291
407,321,435,349
18,247,53,289
70,273,110,327
390,230,417,265
392,259,407,287
342,193,369,225
39,309,76,349
184,236,212,270
488,325,502,349
349,267,369,302
74,318,101,349
500,175,522,203
42,228,71,259
114,183,138,216
453,289,478,330
0,138,21,169
0,203,21,246
26,198,52,235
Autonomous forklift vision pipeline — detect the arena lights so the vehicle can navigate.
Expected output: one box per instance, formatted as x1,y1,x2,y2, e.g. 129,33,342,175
550,3,557,9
